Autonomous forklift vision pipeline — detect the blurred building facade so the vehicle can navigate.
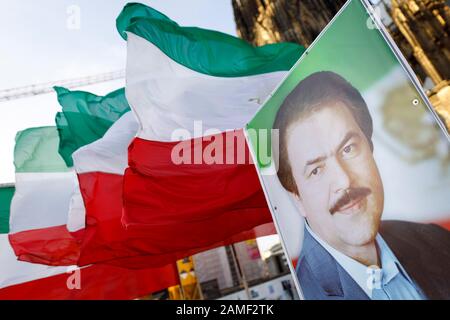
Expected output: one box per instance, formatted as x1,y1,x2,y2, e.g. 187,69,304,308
386,0,450,85
233,240,267,282
378,0,450,130
192,246,236,293
192,241,266,299
264,242,291,277
191,239,296,299
232,0,347,46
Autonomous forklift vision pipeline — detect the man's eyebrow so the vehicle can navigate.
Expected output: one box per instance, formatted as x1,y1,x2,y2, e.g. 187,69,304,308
304,155,327,174
302,131,360,175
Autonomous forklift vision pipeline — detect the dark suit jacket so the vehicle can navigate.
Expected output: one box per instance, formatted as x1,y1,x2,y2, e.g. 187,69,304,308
296,220,450,300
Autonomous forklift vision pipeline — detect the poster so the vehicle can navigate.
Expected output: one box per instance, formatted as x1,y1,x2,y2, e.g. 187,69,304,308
246,0,450,300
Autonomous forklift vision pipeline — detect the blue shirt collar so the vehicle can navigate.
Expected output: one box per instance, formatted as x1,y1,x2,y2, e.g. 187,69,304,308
376,234,415,286
304,223,416,297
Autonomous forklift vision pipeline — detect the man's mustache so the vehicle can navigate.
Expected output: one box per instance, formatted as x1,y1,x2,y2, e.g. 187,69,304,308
329,187,372,215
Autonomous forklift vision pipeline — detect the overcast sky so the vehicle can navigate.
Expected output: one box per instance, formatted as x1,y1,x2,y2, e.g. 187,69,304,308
0,0,236,183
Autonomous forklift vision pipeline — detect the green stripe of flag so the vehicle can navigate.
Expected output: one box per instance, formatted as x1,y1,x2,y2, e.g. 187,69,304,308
116,2,173,40
14,127,69,173
54,87,130,166
0,186,14,234
116,3,305,77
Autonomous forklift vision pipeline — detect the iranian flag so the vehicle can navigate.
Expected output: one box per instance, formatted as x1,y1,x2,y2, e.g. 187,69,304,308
8,89,180,269
72,110,277,268
2,121,179,298
0,166,177,299
8,127,80,265
53,85,131,242
117,4,305,251
10,84,275,269
31,3,303,268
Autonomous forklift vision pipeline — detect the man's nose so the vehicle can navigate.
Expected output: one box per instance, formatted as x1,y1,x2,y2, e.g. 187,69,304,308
329,157,351,193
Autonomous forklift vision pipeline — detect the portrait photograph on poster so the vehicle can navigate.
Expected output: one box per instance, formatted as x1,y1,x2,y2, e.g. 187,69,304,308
246,0,450,300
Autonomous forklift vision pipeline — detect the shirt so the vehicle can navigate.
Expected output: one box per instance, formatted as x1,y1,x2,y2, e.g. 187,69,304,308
305,223,425,300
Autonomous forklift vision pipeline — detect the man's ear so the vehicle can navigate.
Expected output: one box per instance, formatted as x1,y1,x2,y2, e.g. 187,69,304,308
291,192,307,218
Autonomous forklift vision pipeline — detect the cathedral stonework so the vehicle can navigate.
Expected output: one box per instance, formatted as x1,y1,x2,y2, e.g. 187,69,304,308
232,0,347,47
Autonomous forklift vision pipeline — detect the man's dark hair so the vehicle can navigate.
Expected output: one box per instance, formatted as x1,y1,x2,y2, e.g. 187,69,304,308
273,71,373,196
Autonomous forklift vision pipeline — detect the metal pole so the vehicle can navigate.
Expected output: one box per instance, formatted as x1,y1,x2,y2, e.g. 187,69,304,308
191,257,205,300
175,261,187,300
230,244,251,300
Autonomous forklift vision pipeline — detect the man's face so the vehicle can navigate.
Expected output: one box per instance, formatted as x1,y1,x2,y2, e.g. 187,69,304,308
286,103,384,249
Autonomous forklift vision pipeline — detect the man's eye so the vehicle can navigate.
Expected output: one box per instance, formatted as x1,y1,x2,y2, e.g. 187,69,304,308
342,143,358,156
310,167,321,177
343,144,353,154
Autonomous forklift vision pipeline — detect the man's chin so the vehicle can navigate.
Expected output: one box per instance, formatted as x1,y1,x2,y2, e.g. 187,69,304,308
335,218,379,247
340,230,377,247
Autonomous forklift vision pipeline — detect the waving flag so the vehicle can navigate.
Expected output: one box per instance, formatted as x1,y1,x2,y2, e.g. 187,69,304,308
72,111,276,267
1,185,64,292
1,184,178,299
54,86,130,233
0,261,178,300
3,122,178,296
54,86,130,167
118,3,304,252
8,127,80,265
8,85,272,270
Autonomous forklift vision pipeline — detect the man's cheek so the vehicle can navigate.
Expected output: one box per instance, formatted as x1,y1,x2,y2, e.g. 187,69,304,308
305,190,328,215
350,150,369,167
351,166,373,189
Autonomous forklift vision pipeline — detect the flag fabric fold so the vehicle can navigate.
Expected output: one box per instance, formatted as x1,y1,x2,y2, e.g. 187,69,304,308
8,127,80,266
73,111,276,267
54,86,130,167
2,220,178,299
1,127,178,298
120,3,304,253
0,261,179,300
116,2,173,40
6,89,270,270
117,3,302,77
